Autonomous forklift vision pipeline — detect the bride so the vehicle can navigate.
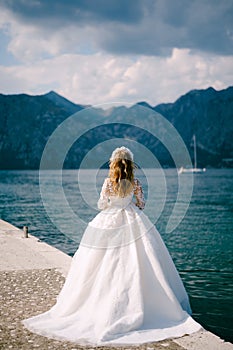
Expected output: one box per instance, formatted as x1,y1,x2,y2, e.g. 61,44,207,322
23,146,202,345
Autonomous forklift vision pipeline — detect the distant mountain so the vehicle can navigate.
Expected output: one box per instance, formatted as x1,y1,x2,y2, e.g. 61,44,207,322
0,87,232,169
0,92,84,169
152,86,233,167
44,91,84,115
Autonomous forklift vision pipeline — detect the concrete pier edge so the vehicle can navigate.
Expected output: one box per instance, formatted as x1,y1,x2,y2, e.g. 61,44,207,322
0,219,232,350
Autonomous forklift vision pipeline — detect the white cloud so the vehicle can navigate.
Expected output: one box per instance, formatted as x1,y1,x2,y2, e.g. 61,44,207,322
0,49,232,106
0,0,232,107
0,6,99,62
1,0,232,65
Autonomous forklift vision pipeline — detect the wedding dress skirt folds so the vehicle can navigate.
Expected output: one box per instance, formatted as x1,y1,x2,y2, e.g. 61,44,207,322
23,192,202,345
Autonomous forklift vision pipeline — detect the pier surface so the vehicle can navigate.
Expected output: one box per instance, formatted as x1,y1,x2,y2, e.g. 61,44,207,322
0,219,232,350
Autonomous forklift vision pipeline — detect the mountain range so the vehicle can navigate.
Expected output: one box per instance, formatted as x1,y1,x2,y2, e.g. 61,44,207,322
0,87,232,169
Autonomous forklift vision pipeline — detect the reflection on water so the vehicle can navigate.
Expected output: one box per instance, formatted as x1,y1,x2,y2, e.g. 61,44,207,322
0,168,232,342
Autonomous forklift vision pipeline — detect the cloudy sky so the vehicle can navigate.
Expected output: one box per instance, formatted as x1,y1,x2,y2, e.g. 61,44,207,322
0,0,232,106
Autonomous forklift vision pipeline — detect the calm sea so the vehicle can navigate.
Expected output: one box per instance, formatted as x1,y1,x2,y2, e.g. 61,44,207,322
0,169,232,343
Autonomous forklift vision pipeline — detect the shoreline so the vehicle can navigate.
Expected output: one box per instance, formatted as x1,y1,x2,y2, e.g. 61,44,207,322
0,219,232,350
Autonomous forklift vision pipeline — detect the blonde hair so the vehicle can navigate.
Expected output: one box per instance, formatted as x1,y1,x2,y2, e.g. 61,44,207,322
109,157,135,197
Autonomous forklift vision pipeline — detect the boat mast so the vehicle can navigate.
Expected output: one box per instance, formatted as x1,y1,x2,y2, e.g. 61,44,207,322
193,134,197,169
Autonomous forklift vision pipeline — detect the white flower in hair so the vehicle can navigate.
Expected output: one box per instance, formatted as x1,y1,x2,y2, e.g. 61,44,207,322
110,146,134,162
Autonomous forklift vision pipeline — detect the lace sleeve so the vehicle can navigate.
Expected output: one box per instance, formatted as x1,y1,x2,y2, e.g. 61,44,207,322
97,178,110,210
134,179,145,210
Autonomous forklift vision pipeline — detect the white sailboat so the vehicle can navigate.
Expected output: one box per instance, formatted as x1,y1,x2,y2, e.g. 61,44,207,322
178,135,206,174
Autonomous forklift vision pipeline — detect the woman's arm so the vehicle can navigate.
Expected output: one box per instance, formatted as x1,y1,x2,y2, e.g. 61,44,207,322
97,178,110,210
134,179,145,210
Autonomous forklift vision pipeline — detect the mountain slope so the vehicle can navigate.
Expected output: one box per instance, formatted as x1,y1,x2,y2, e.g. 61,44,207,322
0,92,84,169
0,87,232,169
153,86,233,167
44,91,84,115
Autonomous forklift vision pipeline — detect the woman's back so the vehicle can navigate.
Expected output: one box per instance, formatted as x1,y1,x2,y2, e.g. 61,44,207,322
98,177,145,210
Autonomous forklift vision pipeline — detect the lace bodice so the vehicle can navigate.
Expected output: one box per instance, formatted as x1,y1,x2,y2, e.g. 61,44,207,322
98,178,145,210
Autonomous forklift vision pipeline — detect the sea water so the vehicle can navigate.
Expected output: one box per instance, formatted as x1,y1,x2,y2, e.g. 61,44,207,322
0,168,232,342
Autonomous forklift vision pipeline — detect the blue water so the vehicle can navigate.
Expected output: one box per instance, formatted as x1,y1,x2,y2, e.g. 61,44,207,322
0,169,232,343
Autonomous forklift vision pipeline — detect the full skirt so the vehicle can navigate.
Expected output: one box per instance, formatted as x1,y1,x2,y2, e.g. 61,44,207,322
22,204,202,345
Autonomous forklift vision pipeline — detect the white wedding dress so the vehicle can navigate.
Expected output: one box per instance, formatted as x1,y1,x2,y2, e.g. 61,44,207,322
23,178,202,345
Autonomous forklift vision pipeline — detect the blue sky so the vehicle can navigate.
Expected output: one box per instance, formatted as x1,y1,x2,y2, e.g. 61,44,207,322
0,0,232,105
